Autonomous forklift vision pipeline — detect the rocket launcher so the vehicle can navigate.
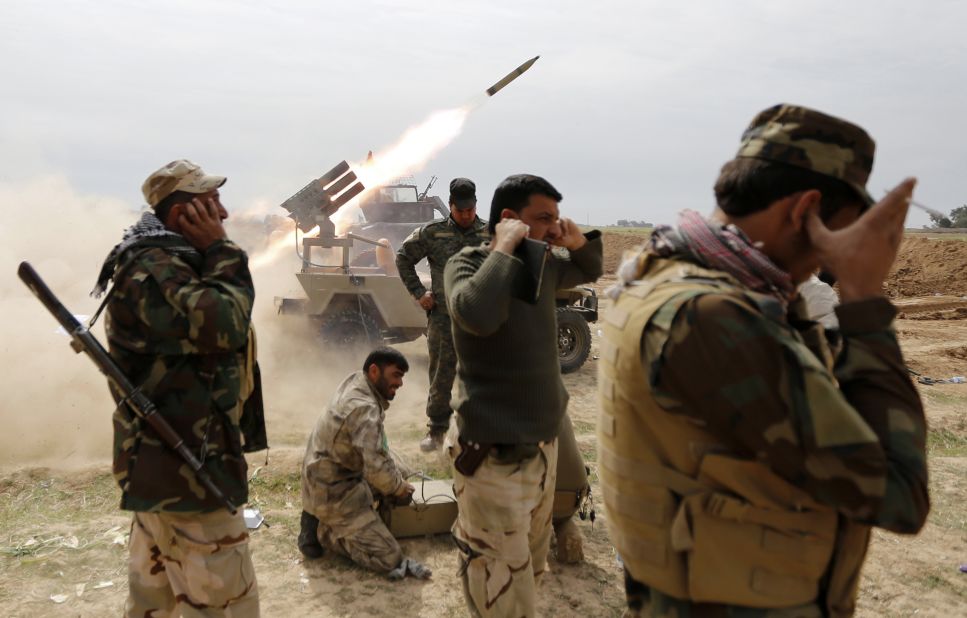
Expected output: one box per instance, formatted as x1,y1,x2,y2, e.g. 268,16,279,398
279,160,365,237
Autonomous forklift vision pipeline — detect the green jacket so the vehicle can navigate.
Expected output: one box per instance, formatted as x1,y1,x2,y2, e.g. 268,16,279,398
445,233,604,444
106,239,254,513
395,216,490,314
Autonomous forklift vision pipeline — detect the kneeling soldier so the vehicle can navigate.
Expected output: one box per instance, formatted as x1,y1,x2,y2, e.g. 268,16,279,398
299,347,431,580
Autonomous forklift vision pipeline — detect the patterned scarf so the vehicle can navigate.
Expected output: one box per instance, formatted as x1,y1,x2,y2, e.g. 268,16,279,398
92,210,200,297
609,210,795,304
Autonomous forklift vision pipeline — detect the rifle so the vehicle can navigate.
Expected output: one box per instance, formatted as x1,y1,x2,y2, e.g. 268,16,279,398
17,261,238,514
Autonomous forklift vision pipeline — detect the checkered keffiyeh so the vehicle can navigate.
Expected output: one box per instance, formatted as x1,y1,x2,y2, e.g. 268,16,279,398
92,210,200,297
609,210,795,304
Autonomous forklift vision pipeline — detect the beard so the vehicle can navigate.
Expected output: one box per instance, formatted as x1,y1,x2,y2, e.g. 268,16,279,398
375,374,396,400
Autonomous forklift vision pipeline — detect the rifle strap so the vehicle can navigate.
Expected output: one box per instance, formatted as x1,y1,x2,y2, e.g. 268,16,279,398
88,249,153,329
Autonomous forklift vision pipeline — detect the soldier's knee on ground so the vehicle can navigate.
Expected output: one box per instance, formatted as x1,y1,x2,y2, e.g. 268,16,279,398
339,518,404,573
553,517,584,564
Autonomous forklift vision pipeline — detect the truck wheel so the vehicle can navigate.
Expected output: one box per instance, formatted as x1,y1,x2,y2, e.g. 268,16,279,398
557,308,591,374
319,309,384,349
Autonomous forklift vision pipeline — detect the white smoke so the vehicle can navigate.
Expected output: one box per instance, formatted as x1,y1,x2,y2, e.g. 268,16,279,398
0,175,431,468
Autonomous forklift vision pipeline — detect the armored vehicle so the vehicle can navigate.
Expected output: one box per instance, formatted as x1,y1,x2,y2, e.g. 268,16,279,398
273,161,598,372
274,161,428,348
345,176,448,267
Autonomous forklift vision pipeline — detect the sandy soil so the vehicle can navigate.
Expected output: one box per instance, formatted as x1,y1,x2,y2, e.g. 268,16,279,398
1,234,965,617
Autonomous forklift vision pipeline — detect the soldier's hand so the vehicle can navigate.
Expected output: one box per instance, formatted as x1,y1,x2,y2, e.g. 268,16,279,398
390,481,415,506
493,218,529,255
805,178,915,302
552,217,587,251
418,291,436,311
179,196,228,252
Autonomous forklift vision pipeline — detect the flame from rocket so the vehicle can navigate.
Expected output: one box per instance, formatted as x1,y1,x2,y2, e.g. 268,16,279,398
250,56,541,270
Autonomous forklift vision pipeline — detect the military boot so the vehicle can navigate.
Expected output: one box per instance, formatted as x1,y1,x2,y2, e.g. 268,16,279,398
553,518,584,564
419,429,446,453
298,511,324,559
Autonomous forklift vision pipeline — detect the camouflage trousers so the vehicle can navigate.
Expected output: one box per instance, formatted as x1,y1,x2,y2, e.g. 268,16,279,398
447,429,559,618
127,510,259,617
314,505,403,573
426,311,457,432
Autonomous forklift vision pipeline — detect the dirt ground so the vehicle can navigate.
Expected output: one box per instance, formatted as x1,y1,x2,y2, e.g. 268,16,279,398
1,232,965,617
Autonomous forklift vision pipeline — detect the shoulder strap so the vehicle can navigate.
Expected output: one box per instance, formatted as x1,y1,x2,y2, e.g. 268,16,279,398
88,248,154,328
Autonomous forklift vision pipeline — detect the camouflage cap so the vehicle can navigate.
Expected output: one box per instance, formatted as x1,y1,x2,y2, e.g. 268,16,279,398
449,177,477,211
141,159,227,207
736,104,875,205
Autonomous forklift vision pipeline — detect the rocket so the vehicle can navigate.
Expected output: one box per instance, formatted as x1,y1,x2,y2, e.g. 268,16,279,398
486,56,540,97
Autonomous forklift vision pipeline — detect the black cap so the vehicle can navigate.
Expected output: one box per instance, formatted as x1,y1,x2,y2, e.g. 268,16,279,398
449,177,477,210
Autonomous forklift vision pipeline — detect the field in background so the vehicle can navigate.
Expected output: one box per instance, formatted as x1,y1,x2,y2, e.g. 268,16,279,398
905,228,967,241
589,225,653,237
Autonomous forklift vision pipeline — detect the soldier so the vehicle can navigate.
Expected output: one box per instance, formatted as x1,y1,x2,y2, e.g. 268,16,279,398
299,347,432,580
95,159,261,616
599,104,929,617
444,174,603,617
395,177,490,452
398,177,590,561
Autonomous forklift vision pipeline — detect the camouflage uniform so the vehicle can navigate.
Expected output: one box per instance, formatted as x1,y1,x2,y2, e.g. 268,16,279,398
128,510,257,617
598,105,929,617
105,235,259,616
446,432,558,618
301,370,407,573
396,216,490,432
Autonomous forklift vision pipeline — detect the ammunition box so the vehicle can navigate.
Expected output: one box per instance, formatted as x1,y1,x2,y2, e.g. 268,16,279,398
384,479,458,539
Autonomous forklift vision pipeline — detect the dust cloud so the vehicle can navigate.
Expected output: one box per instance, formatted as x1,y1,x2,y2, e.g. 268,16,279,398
0,176,431,470
229,210,432,450
0,175,136,467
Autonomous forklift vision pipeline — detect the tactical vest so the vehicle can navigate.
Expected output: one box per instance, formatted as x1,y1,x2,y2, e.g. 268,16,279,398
597,257,870,615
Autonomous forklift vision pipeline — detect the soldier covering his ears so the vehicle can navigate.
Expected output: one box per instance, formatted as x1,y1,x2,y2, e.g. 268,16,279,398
599,105,929,617
97,159,262,616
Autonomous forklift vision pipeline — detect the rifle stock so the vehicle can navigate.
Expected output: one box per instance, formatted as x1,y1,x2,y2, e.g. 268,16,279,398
17,261,238,514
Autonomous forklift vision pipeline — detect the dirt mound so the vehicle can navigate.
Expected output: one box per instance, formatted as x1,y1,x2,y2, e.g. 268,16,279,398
602,232,648,274
887,236,967,297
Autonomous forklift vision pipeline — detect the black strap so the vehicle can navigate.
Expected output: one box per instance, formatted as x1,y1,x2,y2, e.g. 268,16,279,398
88,249,152,329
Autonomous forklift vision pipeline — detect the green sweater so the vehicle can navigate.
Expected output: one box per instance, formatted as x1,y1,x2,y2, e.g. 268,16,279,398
444,232,603,444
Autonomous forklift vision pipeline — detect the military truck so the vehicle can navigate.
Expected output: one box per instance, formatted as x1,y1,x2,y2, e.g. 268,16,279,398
273,161,598,372
556,286,597,373
345,176,448,267
273,161,428,348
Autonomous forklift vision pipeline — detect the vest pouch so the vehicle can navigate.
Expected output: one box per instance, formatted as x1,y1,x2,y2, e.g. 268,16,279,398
610,484,691,598
681,453,839,607
677,490,837,607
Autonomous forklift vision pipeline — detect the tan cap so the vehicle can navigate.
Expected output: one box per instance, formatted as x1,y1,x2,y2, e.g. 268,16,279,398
141,159,227,207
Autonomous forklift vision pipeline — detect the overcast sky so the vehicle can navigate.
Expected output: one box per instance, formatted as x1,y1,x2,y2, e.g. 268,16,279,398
2,0,965,228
